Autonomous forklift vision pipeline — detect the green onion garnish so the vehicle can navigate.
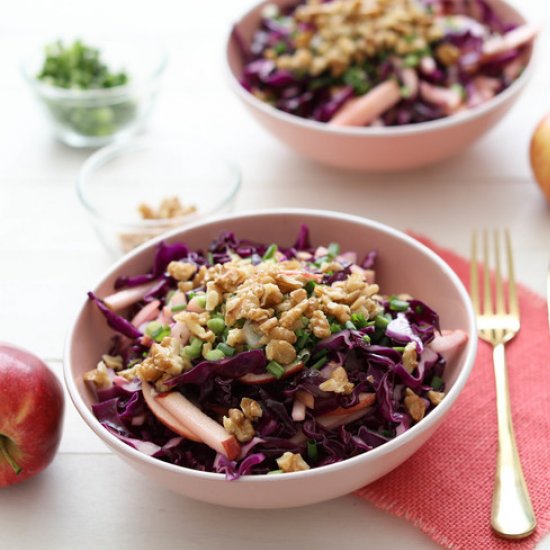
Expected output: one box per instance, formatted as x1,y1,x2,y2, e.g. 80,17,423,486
310,356,328,370
305,280,317,294
206,317,225,335
344,320,357,330
170,304,186,313
327,242,340,259
389,298,409,312
262,243,278,261
297,348,311,363
145,321,171,342
351,312,368,328
307,440,318,462
216,343,235,357
266,361,285,379
196,295,207,309
392,346,406,352
205,349,225,362
431,375,444,391
362,334,371,344
267,469,283,475
330,322,343,334
374,314,390,328
207,252,214,265
182,337,203,360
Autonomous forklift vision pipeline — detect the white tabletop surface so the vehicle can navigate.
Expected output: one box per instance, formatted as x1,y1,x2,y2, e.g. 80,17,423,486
1,1,549,548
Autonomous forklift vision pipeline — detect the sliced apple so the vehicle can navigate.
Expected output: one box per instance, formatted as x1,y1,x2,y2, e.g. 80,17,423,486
316,407,372,430
296,390,315,409
155,390,240,460
142,381,202,442
482,23,540,61
428,329,468,367
291,399,306,422
238,361,304,385
103,280,160,312
319,392,376,418
131,299,161,328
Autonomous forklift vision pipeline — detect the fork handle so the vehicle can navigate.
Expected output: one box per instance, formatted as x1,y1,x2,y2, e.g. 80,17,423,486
491,343,536,538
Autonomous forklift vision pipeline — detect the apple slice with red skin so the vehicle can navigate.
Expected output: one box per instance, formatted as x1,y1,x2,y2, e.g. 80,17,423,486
290,394,376,444
428,329,468,367
0,344,64,487
318,392,376,418
154,390,240,460
238,361,304,385
141,382,202,442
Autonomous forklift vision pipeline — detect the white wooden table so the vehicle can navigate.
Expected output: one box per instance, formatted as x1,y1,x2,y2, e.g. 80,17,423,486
0,1,549,548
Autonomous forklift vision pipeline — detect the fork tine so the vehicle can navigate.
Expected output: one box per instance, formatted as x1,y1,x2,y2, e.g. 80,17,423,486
494,230,505,316
505,229,519,318
470,230,480,315
482,229,493,315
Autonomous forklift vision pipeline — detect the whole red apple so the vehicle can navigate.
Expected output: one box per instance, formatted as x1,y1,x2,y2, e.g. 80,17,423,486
0,344,64,487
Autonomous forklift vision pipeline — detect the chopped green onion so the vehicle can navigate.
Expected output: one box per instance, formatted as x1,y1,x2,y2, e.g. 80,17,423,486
297,348,311,363
207,252,214,265
330,322,343,334
196,295,207,309
262,243,278,260
207,317,225,335
267,469,283,475
392,346,406,352
389,298,409,312
216,343,235,357
170,304,186,313
266,360,285,379
145,321,171,342
327,242,340,259
404,54,419,68
165,290,176,302
381,429,393,438
344,320,357,330
182,337,203,360
273,41,287,55
305,280,317,295
307,440,318,462
205,349,225,362
362,334,371,344
310,356,328,370
296,329,309,351
374,314,390,328
351,312,368,328
400,85,412,98
431,375,444,391
187,291,196,300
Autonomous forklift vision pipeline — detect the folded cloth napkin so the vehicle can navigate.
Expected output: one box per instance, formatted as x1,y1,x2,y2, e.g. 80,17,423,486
355,235,550,549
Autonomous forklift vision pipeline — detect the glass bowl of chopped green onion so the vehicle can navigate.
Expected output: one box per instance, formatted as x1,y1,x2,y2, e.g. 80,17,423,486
77,138,241,257
22,37,167,147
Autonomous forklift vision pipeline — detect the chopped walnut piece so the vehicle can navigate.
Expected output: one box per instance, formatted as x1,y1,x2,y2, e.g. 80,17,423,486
174,311,214,342
319,366,354,395
261,283,284,307
139,337,188,381
223,408,255,443
138,196,196,220
240,398,263,420
276,452,310,473
402,342,418,374
167,261,197,282
84,361,111,389
404,388,427,423
101,354,123,371
258,317,278,335
265,339,297,365
427,390,445,406
323,300,351,324
310,310,331,339
226,328,247,347
267,326,297,344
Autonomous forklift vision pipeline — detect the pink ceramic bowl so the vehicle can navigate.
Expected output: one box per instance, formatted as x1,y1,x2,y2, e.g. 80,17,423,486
225,0,534,172
64,209,477,508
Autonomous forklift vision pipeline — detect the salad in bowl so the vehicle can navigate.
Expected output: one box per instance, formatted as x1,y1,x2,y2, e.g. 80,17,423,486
236,0,538,127
83,225,467,479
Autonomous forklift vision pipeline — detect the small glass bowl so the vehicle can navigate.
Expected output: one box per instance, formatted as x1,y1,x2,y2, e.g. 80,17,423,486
77,138,241,256
22,37,167,147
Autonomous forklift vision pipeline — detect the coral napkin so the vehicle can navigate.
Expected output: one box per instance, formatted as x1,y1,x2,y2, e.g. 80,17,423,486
355,235,550,549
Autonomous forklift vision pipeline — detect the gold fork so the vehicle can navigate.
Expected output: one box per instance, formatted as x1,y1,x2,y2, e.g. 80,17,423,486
470,229,536,539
